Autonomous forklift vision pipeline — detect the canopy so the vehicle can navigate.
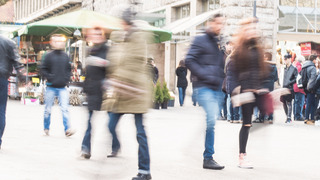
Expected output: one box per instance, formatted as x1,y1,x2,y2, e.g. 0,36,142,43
14,9,171,43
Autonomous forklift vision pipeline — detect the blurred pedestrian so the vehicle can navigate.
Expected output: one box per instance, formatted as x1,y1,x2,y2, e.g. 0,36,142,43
302,55,317,125
0,35,26,149
40,34,74,137
80,26,109,159
105,8,153,180
147,57,159,85
233,17,268,169
260,52,278,123
280,54,297,123
176,60,188,106
190,73,198,106
224,41,240,123
293,55,305,121
185,13,225,170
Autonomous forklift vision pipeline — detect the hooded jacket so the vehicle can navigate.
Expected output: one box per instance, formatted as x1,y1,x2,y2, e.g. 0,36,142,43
176,66,188,87
301,60,317,93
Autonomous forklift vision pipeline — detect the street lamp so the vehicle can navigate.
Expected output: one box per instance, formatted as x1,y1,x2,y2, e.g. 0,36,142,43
253,0,257,17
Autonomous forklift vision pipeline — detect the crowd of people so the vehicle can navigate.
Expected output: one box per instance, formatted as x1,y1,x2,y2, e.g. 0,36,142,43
1,9,320,180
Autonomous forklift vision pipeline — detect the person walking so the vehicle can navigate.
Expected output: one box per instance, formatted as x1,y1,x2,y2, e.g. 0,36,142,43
185,13,225,170
280,54,297,123
224,41,240,123
0,35,26,149
293,55,305,121
176,60,188,106
303,55,317,125
190,73,199,106
233,17,268,169
40,34,74,137
147,57,159,85
80,26,109,159
260,52,278,123
105,8,153,180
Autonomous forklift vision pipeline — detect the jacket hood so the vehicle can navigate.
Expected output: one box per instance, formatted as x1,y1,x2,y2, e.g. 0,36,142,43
302,61,315,69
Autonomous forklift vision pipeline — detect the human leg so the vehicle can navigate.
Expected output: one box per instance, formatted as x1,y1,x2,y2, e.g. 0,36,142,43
81,110,93,158
0,78,8,146
43,87,56,132
108,113,122,155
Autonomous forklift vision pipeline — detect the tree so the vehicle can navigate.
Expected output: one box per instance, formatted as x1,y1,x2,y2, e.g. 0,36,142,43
0,0,9,6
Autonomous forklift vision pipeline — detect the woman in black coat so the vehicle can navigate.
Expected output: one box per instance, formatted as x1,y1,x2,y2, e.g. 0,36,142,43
81,27,109,159
233,18,268,169
176,60,188,106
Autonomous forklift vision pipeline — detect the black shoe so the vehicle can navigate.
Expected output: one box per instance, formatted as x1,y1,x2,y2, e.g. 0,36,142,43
80,152,91,159
107,151,118,158
203,159,225,170
252,119,262,123
132,173,152,180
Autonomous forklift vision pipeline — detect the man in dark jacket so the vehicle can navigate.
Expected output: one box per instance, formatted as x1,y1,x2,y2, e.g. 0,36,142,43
0,35,26,149
185,13,225,170
41,34,74,137
281,54,297,123
303,55,317,124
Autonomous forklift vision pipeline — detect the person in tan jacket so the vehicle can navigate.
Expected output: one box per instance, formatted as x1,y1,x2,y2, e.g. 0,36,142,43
104,8,153,180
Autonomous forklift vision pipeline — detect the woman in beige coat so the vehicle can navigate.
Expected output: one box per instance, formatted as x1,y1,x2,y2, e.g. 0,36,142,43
104,8,153,180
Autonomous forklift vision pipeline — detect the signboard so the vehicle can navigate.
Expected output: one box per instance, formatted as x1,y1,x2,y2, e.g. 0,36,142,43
300,42,311,56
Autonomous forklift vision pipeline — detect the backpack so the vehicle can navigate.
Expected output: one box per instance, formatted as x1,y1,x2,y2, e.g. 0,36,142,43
300,67,308,89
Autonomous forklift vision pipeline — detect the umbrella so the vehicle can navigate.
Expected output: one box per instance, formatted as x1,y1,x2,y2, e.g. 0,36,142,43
16,9,122,37
15,9,172,43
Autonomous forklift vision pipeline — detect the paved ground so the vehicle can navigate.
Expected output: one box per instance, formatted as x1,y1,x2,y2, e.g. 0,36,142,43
0,97,320,180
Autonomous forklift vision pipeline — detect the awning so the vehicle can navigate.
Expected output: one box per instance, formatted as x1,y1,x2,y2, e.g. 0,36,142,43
163,9,221,34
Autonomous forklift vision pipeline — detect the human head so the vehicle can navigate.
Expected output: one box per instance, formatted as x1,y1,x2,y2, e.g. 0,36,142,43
225,41,234,54
121,8,134,31
147,57,155,66
284,54,292,66
308,54,317,64
179,60,185,67
264,52,272,61
296,55,305,63
207,13,225,35
239,17,260,42
84,26,106,45
50,34,66,50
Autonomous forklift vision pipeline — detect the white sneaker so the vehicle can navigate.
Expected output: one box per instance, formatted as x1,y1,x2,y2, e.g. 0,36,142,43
238,153,253,169
44,129,49,136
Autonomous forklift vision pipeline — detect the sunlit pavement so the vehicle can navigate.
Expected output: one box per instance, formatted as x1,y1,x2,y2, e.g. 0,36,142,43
0,97,320,180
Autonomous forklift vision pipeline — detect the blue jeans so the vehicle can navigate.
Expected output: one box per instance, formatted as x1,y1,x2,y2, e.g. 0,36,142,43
178,87,186,106
43,87,70,131
197,87,223,160
305,92,316,120
0,78,8,145
294,92,305,120
227,94,240,120
108,113,150,174
81,111,93,154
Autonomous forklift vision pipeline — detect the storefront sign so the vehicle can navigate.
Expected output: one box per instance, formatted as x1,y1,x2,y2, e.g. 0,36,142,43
300,42,311,56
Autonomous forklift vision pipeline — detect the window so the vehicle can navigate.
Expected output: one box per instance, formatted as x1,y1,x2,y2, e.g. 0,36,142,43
202,0,220,12
175,4,190,20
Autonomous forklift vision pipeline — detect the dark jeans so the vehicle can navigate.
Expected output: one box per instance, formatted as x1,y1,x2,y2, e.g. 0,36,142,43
108,113,150,174
294,92,305,120
0,77,8,145
305,92,316,120
81,111,94,154
192,87,198,105
178,87,186,106
220,93,227,118
281,94,293,120
227,94,240,120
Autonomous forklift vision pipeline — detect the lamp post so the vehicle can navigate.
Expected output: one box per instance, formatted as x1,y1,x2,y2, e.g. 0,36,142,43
253,0,257,17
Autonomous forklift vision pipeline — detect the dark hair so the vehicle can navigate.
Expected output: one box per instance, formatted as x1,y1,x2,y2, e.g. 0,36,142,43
284,54,292,60
308,54,317,61
208,13,223,22
264,52,272,61
179,60,185,67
